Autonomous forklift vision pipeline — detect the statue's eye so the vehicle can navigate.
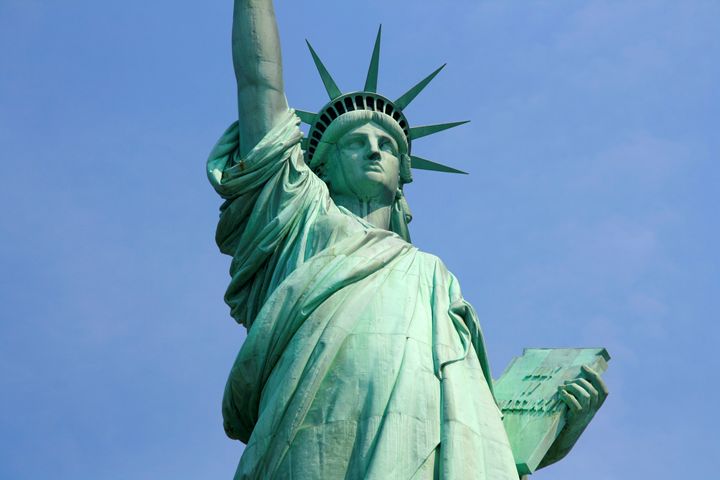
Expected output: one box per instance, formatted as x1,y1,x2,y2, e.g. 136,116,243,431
380,140,397,154
345,138,364,149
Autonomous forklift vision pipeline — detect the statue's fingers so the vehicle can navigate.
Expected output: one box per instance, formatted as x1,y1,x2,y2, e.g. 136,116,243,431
582,365,609,401
563,382,591,411
576,378,599,410
559,388,582,412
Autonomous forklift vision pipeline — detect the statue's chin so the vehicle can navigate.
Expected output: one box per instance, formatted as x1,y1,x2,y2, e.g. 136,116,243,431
327,168,398,205
353,175,396,201
360,170,389,185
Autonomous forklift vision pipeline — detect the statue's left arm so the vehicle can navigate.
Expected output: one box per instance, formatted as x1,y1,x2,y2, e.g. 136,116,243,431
538,365,609,468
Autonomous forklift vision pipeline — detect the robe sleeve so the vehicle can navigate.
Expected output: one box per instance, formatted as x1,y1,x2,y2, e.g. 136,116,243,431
207,109,330,326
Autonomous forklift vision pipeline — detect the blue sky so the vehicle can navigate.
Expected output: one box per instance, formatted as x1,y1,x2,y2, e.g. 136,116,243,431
1,0,718,478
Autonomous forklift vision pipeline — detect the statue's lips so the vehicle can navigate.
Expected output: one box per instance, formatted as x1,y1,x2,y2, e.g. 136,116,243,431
363,161,384,172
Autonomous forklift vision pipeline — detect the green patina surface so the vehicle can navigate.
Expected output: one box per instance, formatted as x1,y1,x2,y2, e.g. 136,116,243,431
209,112,518,479
207,1,610,478
494,349,610,475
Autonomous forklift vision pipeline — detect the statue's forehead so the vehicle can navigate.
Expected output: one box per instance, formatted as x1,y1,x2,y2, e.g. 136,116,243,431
340,122,398,141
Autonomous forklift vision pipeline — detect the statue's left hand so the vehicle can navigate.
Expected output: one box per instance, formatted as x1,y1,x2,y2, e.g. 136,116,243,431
558,365,609,432
538,365,609,468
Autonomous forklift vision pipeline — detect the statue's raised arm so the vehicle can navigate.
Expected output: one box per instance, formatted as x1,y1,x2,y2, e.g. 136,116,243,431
232,0,288,157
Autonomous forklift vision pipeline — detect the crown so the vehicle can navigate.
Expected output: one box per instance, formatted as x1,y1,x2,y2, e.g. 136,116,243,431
298,26,468,175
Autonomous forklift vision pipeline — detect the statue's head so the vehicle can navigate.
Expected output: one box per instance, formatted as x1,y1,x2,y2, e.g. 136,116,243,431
309,109,414,239
311,110,412,205
300,27,468,240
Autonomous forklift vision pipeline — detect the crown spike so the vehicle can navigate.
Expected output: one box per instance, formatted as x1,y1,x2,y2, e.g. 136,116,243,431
295,109,318,125
409,120,469,140
306,40,342,100
410,155,467,174
395,64,446,111
364,25,382,93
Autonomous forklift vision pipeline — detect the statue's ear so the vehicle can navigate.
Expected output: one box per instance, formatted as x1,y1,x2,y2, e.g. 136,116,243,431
399,153,413,185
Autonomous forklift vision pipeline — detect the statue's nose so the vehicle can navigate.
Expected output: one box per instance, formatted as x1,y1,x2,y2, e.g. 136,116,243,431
367,138,381,160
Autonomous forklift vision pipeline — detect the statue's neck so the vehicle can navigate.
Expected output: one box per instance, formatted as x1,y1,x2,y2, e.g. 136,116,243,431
332,194,393,231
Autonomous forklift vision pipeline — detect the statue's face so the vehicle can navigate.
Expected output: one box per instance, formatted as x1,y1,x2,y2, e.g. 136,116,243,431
324,122,401,204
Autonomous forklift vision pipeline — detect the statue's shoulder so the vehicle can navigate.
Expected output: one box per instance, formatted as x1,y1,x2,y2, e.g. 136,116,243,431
413,248,447,268
410,249,464,291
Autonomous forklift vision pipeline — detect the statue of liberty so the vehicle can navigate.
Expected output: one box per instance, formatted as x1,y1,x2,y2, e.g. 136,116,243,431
206,1,608,478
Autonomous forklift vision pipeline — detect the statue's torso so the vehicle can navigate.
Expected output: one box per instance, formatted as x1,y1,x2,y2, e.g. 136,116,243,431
209,113,518,479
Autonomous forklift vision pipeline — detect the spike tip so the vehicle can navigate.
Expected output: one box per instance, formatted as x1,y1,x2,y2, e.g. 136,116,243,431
395,64,446,110
411,155,467,174
364,25,382,93
306,40,342,100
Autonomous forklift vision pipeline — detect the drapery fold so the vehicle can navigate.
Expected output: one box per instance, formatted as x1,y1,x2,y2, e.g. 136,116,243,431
208,110,518,479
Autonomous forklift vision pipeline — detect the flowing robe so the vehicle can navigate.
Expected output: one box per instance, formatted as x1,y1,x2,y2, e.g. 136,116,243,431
207,110,518,479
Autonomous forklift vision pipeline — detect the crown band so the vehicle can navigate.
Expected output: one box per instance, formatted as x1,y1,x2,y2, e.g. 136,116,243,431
305,92,411,162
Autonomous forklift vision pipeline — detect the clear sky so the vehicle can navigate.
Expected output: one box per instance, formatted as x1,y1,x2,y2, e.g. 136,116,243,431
1,0,718,478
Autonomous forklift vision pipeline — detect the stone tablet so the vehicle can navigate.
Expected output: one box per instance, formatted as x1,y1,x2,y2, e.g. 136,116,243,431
493,348,611,476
